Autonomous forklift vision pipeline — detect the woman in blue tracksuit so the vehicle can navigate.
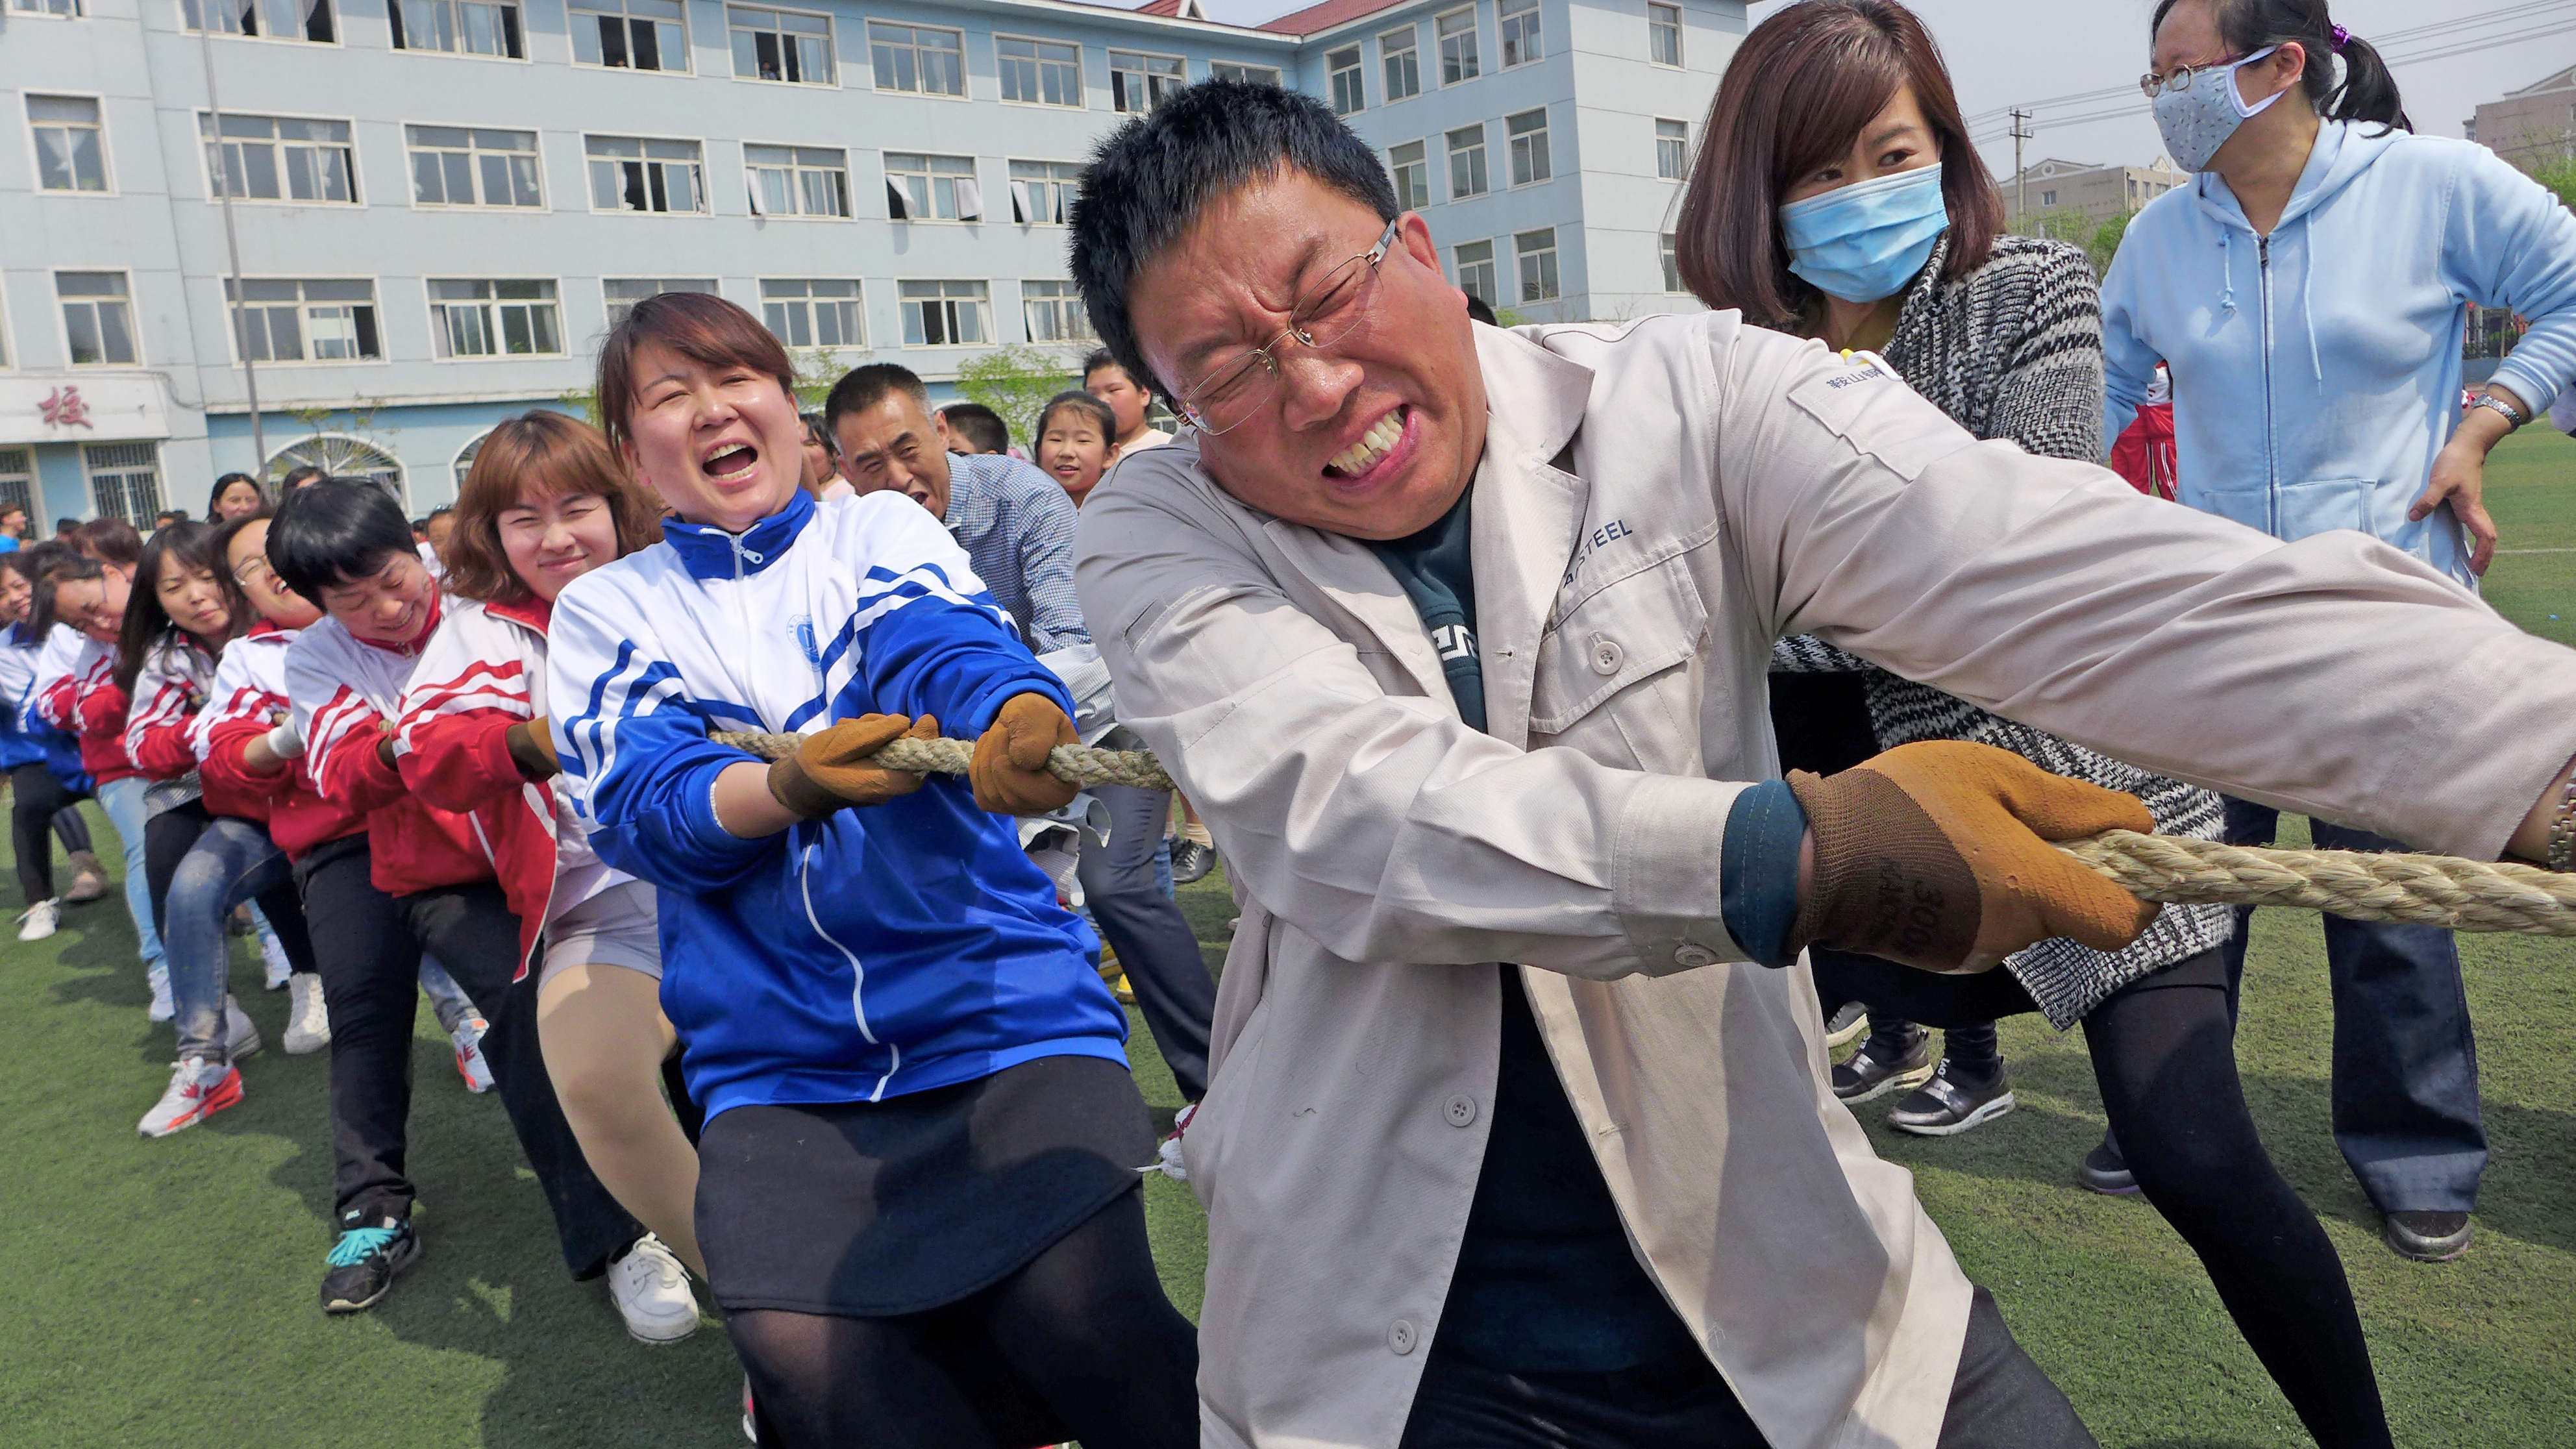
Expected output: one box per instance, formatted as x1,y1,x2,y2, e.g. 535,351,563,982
547,292,1196,1449
2105,0,2576,1270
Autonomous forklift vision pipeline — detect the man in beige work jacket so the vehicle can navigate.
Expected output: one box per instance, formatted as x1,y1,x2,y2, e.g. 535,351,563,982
1067,84,2576,1449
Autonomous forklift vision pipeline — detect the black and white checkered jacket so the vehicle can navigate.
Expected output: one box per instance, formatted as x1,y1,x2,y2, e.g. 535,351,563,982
1769,232,2231,1028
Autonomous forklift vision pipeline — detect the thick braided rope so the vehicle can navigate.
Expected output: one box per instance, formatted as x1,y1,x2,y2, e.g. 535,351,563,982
707,733,2576,934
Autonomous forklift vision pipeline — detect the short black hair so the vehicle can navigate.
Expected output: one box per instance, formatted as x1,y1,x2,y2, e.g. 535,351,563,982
1464,293,1498,327
824,364,928,432
1037,389,1119,444
1071,79,1398,399
939,402,1009,454
267,479,417,604
279,464,328,489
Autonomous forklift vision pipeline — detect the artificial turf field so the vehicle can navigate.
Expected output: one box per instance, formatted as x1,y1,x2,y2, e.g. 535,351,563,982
1,428,2572,1446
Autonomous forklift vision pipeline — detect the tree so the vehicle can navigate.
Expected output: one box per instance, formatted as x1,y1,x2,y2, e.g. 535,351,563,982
958,343,1080,447
2085,210,2136,277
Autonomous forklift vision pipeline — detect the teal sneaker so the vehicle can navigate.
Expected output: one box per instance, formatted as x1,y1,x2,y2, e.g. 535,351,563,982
319,1211,419,1313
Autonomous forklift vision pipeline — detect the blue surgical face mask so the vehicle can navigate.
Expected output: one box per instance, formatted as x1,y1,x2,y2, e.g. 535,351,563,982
1778,164,1950,305
2151,44,2283,173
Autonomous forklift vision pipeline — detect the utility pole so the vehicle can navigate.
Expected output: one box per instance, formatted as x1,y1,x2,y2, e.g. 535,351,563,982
195,23,266,477
2010,107,2035,221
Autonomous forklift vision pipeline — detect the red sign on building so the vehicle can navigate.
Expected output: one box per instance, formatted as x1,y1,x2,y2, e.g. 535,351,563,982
38,386,93,430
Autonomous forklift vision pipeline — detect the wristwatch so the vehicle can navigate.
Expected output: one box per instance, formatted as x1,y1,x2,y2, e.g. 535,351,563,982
2469,393,2529,430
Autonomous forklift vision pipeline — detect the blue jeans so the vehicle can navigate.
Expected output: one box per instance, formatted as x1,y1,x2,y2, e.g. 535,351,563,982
2222,799,2486,1214
93,776,164,969
166,815,295,1059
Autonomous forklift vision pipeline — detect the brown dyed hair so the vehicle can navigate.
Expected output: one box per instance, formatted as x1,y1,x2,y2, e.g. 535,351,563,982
595,292,797,459
73,515,143,569
1674,0,2003,327
442,411,664,606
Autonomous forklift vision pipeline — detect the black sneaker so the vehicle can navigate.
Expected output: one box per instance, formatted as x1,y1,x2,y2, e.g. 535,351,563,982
1831,1028,1933,1103
2382,1210,2472,1263
1169,839,1216,886
319,1211,421,1313
2078,1132,2139,1195
1887,1061,2016,1137
1823,1002,1870,1050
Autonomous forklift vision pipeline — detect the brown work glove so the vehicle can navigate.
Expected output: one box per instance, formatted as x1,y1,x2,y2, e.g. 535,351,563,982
505,715,560,781
1787,740,2159,974
766,713,939,819
971,693,1080,816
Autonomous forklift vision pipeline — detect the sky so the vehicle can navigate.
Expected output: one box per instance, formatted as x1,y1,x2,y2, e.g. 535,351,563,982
1193,0,2576,182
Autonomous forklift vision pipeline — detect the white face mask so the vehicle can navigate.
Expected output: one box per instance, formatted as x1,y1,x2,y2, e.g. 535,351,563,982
2151,44,2283,173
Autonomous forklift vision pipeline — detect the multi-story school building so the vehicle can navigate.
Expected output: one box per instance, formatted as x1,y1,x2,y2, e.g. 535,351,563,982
0,0,1735,520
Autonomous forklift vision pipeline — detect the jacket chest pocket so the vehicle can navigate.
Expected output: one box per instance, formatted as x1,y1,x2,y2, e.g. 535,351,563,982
1529,555,1709,774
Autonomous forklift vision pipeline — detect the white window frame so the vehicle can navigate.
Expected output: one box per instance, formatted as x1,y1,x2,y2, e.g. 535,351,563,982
1327,44,1364,115
223,275,386,365
584,132,708,216
452,429,491,489
425,277,564,360
568,0,689,73
758,277,866,351
27,93,114,195
1453,240,1496,307
883,152,981,222
403,123,544,210
1661,233,1682,293
0,450,32,521
1514,226,1559,303
1019,279,1093,344
1380,24,1420,102
1108,49,1188,113
84,442,164,528
1655,118,1687,180
1445,122,1487,201
730,4,836,86
898,279,990,348
182,0,339,44
1647,1,1681,67
1008,159,1081,226
602,277,719,330
1435,6,1479,86
1210,60,1282,86
744,142,851,219
1505,106,1550,187
868,21,967,97
1387,139,1429,212
10,0,85,19
200,109,360,206
1498,0,1539,68
387,0,525,60
995,33,1084,108
55,268,141,367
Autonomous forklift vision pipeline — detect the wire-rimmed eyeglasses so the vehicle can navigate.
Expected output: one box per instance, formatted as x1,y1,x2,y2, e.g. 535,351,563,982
1174,216,1405,438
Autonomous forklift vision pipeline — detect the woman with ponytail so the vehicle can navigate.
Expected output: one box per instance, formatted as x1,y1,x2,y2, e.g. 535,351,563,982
2107,0,2576,1296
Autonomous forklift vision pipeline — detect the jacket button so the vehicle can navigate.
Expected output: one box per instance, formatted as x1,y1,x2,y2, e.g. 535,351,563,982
1591,637,1624,675
1444,1094,1478,1127
1389,1319,1418,1355
1672,943,1717,968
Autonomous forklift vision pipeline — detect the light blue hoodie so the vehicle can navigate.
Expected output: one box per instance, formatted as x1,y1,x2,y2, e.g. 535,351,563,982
2101,120,2576,586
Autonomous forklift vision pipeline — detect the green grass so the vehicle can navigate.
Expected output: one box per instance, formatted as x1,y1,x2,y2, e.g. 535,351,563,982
2,434,2571,1444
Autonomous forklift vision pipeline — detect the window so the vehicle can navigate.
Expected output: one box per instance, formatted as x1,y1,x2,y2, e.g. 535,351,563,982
884,153,980,221
427,279,561,357
1109,51,1187,112
745,144,849,217
29,97,109,193
1009,160,1081,225
870,22,964,95
406,125,540,208
1648,1,1680,66
1515,227,1558,302
1328,45,1363,114
225,278,381,361
1445,123,1487,200
570,0,685,71
731,6,833,84
1454,240,1496,306
12,0,82,15
603,278,717,329
1380,25,1420,101
760,279,863,349
1021,279,1092,343
453,431,488,488
1437,7,1478,84
183,0,334,43
586,135,704,214
0,452,30,521
1499,0,1539,66
389,0,522,56
85,444,162,529
997,36,1081,106
2041,188,2058,208
267,436,402,496
57,273,136,365
1655,118,1687,179
202,114,356,203
900,280,988,347
1506,107,1550,186
1211,61,1282,86
1661,233,1681,292
1388,140,1429,211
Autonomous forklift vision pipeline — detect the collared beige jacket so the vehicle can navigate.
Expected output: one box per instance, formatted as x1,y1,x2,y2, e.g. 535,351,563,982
1072,314,2576,1449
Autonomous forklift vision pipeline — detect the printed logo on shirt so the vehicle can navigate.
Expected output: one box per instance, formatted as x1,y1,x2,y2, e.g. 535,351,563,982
1430,622,1478,663
1824,363,1887,390
791,616,823,670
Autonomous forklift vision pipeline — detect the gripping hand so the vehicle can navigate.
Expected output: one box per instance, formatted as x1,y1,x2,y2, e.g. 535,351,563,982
971,693,1080,816
766,713,938,819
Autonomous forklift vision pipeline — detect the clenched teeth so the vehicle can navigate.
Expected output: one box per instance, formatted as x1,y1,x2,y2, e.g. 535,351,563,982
1326,410,1405,476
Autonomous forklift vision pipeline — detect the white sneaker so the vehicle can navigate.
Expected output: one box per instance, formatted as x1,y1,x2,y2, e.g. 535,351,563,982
16,898,59,942
450,1013,495,1093
259,928,293,990
147,963,174,1023
285,972,331,1054
225,995,264,1059
138,1055,242,1137
606,1233,700,1344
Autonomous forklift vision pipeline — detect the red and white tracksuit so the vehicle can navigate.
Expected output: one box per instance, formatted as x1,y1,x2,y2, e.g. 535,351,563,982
190,622,364,852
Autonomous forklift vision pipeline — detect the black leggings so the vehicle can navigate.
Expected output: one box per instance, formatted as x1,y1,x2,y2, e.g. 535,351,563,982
1813,950,2388,1449
730,1186,1198,1449
10,762,92,905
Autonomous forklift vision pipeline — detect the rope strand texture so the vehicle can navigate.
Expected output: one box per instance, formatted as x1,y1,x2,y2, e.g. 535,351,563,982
706,733,2576,935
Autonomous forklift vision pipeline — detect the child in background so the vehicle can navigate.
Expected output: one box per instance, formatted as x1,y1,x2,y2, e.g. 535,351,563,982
1034,390,1121,510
